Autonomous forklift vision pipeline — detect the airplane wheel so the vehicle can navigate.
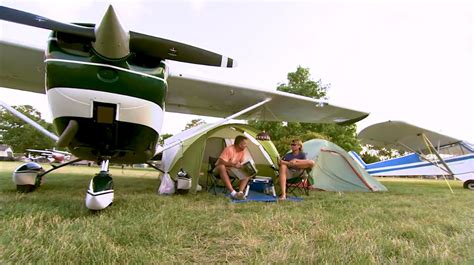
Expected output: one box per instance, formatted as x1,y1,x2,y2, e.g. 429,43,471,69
85,171,114,210
16,185,36,193
463,180,474,190
13,162,45,192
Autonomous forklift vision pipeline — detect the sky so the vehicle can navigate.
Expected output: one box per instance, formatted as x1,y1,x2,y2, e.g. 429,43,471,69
1,0,473,143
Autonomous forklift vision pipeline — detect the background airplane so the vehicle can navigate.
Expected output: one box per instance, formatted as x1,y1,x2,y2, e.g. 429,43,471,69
350,121,474,190
0,5,368,210
25,148,71,164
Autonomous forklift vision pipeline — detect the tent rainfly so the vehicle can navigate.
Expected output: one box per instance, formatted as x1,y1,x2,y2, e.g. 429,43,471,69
303,139,387,192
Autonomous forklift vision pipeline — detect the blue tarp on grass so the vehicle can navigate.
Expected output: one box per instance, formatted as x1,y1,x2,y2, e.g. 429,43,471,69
227,190,303,203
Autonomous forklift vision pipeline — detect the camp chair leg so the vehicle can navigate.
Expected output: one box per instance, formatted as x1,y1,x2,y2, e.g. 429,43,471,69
244,184,250,197
286,178,310,197
206,174,221,195
303,179,310,196
207,174,238,196
271,185,276,197
304,181,309,196
211,180,218,195
206,156,242,196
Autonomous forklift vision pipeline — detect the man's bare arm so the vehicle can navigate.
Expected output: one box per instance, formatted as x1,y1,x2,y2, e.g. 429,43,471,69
288,159,314,169
217,158,241,168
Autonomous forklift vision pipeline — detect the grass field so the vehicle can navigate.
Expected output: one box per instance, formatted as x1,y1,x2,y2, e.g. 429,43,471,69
1,161,472,264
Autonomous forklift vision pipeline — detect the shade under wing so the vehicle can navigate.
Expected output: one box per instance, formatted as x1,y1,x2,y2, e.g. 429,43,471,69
166,73,369,124
358,120,461,151
0,40,45,94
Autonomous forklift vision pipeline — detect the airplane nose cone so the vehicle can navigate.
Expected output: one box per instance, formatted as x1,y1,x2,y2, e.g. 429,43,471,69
93,5,130,59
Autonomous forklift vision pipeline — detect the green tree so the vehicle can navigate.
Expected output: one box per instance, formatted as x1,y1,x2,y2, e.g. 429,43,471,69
0,105,55,153
360,151,381,164
184,119,206,131
249,66,361,155
358,145,407,164
275,131,330,155
159,133,173,145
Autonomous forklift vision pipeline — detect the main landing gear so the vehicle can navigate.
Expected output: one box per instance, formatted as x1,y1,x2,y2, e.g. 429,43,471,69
13,159,82,192
13,158,165,211
12,158,115,211
85,158,114,210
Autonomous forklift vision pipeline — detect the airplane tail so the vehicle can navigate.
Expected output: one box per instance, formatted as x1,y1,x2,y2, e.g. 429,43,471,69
349,151,367,169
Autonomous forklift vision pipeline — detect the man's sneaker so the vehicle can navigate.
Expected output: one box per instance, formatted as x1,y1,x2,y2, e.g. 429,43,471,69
233,191,246,200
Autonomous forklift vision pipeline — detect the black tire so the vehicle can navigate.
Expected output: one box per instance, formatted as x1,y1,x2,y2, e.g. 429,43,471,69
16,185,36,193
463,180,474,190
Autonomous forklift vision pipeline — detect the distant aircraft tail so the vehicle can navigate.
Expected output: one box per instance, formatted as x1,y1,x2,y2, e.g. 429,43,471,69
349,151,367,169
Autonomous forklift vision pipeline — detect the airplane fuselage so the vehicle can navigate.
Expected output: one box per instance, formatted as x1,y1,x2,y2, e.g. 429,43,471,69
45,31,167,163
365,153,474,182
350,151,474,183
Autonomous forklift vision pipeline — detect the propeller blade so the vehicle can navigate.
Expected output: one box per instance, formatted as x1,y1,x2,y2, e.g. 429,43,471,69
129,31,236,68
0,6,95,40
1,5,235,67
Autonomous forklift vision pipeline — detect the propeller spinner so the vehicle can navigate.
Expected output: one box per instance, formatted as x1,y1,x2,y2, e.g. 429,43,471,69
0,5,236,67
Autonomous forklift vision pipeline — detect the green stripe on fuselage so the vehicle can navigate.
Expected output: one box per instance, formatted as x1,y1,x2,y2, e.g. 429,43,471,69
45,34,165,163
46,60,166,108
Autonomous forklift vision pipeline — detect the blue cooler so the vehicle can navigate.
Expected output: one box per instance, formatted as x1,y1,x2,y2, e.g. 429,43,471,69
249,177,276,196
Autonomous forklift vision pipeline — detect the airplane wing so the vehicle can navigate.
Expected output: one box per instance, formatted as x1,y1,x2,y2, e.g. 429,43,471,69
0,41,368,124
51,149,72,155
358,120,461,152
26,149,52,155
0,40,45,93
166,73,369,124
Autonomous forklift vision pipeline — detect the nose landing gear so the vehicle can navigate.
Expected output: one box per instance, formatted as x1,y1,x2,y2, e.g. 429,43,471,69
85,159,114,210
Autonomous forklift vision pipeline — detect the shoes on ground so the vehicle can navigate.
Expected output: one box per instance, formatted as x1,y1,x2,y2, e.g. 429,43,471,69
232,191,247,200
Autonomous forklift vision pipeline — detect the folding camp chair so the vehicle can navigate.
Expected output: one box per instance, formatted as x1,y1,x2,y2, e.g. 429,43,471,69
274,166,312,197
286,168,312,196
206,156,238,195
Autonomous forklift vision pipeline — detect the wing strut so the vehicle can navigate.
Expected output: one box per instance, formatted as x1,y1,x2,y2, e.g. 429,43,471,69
0,99,59,142
397,134,455,193
420,134,455,193
158,98,272,155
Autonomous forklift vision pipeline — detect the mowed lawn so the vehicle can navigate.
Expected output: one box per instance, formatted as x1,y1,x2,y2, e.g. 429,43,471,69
0,161,472,264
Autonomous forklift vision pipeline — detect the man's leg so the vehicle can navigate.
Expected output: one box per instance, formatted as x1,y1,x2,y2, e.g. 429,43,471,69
217,164,235,192
294,159,315,169
279,164,288,199
238,176,250,193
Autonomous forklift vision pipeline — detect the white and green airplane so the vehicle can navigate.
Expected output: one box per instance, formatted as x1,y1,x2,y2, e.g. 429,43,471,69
0,5,368,210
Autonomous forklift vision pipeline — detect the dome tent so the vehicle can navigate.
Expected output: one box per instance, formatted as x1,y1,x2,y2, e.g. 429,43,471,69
160,123,280,194
303,139,387,192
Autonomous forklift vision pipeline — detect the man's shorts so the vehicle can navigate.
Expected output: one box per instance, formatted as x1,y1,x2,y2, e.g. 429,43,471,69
213,166,248,180
286,168,307,179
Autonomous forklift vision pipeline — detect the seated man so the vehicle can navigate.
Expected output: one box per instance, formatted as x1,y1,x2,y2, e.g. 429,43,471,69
278,139,315,200
214,135,251,200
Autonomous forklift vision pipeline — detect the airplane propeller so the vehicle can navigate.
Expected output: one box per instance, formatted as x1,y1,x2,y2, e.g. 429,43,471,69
129,32,235,68
0,5,236,67
0,6,95,40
